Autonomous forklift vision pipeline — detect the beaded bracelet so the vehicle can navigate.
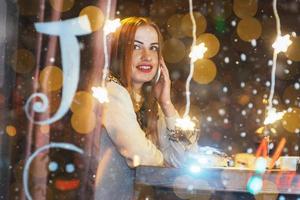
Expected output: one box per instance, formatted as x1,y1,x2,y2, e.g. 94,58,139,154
167,127,199,145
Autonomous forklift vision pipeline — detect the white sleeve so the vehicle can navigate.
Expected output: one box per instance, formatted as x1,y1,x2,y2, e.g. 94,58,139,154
157,107,199,167
103,82,164,168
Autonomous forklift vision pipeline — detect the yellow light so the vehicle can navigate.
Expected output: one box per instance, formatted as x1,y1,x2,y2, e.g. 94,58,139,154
103,18,121,35
255,126,265,135
189,42,208,62
175,116,196,131
264,108,285,125
272,34,292,53
92,86,109,103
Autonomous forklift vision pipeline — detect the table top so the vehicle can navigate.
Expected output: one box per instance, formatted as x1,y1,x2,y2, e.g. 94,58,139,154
135,166,300,195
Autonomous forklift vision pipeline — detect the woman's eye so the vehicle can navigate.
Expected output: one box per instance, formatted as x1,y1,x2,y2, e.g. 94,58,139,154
151,46,159,51
133,44,140,50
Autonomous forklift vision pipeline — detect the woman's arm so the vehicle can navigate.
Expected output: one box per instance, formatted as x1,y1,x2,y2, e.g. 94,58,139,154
153,57,199,167
103,81,164,168
157,107,198,167
153,57,176,117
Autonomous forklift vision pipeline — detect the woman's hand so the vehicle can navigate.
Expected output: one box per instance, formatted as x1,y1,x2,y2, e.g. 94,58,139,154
153,57,176,117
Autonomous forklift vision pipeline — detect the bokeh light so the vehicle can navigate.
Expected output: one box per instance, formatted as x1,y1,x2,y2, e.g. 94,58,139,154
49,0,75,12
39,66,63,92
79,6,104,32
196,33,220,58
11,49,35,74
166,14,185,38
254,157,267,174
282,107,300,133
237,17,262,42
162,38,186,63
233,0,258,19
181,12,207,38
193,59,217,84
286,36,300,61
37,125,50,134
237,94,250,106
6,125,17,137
247,175,263,195
71,109,97,134
71,91,96,113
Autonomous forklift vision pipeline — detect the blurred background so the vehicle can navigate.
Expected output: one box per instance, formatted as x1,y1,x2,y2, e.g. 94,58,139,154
0,0,300,199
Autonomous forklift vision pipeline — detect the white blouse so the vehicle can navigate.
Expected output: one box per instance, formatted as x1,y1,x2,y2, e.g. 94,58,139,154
102,81,197,168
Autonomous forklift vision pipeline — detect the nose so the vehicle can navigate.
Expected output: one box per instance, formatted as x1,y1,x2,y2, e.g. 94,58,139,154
141,48,152,61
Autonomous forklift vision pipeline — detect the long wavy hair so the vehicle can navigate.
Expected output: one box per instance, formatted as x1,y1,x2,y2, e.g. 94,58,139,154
110,17,163,145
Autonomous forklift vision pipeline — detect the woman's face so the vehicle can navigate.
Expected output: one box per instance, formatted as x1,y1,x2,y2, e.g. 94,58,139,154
130,25,159,89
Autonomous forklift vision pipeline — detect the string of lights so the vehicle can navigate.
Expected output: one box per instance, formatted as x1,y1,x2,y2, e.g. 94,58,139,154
264,0,292,125
92,0,121,103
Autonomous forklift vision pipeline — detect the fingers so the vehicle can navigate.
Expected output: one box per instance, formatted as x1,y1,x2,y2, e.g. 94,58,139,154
159,57,170,79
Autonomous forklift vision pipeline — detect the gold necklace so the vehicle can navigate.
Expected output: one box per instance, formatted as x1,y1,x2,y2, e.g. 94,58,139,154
131,91,144,112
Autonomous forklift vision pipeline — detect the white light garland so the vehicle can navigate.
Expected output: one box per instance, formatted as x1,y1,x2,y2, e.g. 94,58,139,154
265,0,292,124
272,34,292,53
92,86,109,103
175,116,196,131
103,18,121,35
189,42,207,62
93,1,120,104
264,107,285,125
174,0,201,131
183,0,197,119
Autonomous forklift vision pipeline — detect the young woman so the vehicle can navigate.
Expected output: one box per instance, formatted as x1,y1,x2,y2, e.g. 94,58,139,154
94,17,198,200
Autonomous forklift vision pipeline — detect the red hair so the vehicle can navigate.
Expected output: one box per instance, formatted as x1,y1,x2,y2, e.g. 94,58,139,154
110,17,163,144
110,17,162,89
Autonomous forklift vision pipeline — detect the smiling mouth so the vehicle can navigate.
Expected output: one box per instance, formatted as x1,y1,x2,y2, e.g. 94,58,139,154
55,179,80,191
136,65,153,73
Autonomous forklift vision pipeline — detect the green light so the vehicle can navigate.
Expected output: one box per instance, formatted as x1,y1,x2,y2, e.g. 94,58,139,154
247,175,263,195
215,16,226,34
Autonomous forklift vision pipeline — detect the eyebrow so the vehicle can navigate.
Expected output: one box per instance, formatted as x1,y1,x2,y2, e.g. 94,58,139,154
134,40,159,46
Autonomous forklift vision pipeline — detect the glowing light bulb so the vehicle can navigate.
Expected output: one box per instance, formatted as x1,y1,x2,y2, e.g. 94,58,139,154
175,116,196,131
264,108,285,125
189,164,201,173
92,86,109,103
103,18,121,35
272,34,292,53
189,43,208,62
